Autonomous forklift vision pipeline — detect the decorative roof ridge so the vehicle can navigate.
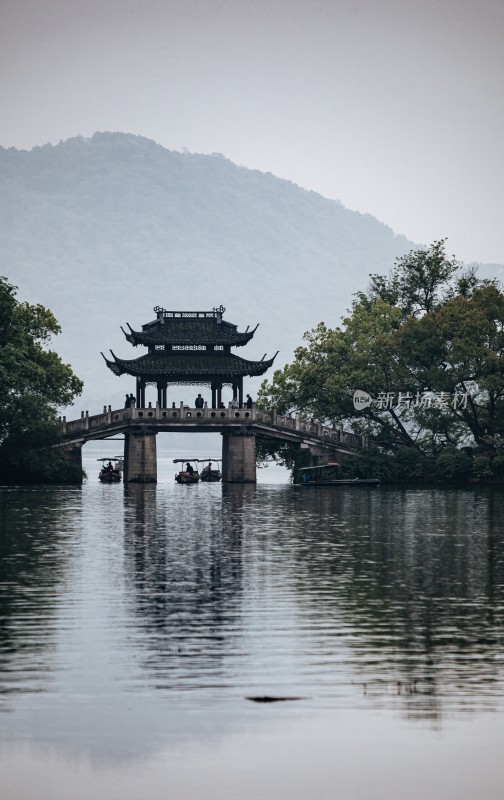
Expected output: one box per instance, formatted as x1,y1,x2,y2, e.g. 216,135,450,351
153,305,226,318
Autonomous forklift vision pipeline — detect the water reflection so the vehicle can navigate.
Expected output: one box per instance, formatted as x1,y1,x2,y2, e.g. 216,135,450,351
282,487,504,720
118,483,504,721
0,482,504,734
122,484,248,689
0,487,83,707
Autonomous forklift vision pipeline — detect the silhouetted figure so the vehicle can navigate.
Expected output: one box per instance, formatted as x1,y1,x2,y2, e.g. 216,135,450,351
246,394,253,408
195,393,204,408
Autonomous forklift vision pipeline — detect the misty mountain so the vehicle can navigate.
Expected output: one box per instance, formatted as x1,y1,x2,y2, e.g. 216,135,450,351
0,132,429,412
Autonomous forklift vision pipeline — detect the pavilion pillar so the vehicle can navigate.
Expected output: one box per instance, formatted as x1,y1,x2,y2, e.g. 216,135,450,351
221,432,256,483
157,382,167,408
238,377,243,408
124,431,157,483
136,376,146,408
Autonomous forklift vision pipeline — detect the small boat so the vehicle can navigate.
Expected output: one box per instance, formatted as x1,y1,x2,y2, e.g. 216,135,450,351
199,459,222,482
174,459,200,484
297,462,379,487
98,457,122,482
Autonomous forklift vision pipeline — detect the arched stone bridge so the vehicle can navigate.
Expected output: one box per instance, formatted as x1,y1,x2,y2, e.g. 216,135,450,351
59,404,371,483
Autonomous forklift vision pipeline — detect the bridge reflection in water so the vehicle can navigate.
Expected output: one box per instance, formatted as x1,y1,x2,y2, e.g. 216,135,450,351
59,405,371,483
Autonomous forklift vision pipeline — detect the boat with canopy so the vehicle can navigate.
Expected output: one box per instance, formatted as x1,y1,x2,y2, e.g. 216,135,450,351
297,462,379,487
97,458,122,483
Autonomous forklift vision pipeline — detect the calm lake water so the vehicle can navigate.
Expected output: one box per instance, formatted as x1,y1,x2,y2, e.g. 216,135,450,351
1,446,504,799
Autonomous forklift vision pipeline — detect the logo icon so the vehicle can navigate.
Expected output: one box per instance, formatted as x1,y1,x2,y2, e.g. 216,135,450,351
353,390,372,410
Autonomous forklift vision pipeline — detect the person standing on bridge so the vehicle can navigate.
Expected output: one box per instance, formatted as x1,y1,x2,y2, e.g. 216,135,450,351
195,393,204,408
246,394,253,409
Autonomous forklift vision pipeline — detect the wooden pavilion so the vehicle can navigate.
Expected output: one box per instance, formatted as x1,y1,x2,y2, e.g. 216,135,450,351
102,305,277,408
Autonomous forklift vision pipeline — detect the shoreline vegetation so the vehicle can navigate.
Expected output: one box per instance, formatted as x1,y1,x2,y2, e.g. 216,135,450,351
258,241,504,485
0,444,85,485
256,438,504,487
0,276,83,485
315,447,504,486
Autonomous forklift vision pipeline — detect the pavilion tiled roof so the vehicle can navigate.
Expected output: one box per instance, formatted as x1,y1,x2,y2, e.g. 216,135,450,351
123,316,258,347
102,350,277,381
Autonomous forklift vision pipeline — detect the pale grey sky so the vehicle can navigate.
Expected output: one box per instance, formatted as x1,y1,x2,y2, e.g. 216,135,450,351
1,0,503,264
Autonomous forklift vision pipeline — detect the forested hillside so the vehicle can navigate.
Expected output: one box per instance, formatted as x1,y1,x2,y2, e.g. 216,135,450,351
1,132,419,411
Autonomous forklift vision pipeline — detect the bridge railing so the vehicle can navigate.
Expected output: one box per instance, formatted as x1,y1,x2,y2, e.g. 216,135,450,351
60,404,261,434
59,405,370,450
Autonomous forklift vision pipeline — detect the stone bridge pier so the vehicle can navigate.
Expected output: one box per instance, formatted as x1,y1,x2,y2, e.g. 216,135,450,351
61,442,83,471
221,431,256,483
124,431,158,483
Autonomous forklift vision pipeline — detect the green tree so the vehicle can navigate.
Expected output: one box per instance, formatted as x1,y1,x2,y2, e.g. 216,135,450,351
0,276,83,481
361,238,463,316
397,284,504,447
258,242,504,455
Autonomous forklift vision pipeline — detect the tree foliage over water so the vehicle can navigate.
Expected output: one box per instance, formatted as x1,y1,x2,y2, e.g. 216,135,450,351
0,276,83,482
258,241,504,458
